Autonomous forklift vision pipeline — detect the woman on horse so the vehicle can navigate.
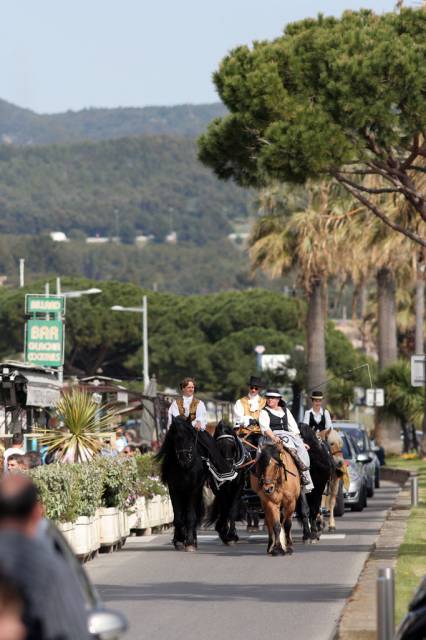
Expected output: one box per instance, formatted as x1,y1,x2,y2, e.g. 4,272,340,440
233,376,266,429
303,390,334,433
258,389,314,492
167,377,207,431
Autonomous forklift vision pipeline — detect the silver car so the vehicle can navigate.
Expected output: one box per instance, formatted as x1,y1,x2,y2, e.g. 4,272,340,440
337,430,369,512
335,421,379,497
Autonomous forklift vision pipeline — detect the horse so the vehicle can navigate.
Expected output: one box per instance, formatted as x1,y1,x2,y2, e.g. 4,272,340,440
207,421,246,545
251,444,300,556
238,424,263,531
319,428,345,531
298,423,334,541
155,415,207,551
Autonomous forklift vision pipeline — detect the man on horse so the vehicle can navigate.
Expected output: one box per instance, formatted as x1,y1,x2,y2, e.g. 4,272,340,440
259,389,314,492
233,376,266,429
303,390,334,433
167,377,207,431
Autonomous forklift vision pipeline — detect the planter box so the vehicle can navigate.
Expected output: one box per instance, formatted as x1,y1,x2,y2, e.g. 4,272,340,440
118,510,130,539
128,506,138,530
58,522,75,548
99,507,121,547
73,516,95,558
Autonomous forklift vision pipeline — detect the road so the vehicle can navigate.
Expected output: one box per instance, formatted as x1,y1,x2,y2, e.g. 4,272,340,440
87,483,398,640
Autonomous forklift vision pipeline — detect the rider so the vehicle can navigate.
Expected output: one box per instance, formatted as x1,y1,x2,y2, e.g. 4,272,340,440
259,389,314,492
303,390,333,433
167,377,207,431
233,376,266,429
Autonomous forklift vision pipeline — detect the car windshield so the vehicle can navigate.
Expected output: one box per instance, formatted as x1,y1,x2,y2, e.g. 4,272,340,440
346,429,367,452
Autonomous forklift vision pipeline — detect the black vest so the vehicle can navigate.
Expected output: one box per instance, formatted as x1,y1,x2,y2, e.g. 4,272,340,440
309,410,326,432
265,408,288,432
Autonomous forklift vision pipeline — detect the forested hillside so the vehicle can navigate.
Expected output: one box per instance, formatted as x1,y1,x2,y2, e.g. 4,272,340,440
0,136,251,241
0,99,226,145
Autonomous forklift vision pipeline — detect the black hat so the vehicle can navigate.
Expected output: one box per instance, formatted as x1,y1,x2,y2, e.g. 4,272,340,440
248,376,265,389
311,390,324,400
264,388,282,398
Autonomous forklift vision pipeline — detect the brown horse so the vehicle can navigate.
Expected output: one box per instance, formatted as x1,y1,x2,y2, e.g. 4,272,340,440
319,429,347,531
250,444,301,556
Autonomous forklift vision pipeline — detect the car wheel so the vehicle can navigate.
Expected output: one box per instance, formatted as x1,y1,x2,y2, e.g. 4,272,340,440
367,481,374,498
350,486,366,512
375,468,380,489
334,481,345,517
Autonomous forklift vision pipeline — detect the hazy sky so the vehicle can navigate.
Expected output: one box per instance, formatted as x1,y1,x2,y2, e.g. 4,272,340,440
1,0,401,113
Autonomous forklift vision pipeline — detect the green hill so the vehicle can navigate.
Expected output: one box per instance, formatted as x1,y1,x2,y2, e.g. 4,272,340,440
0,99,226,145
0,136,251,242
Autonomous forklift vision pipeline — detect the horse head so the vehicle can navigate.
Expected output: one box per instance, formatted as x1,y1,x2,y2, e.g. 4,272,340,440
257,445,283,495
171,416,197,469
215,420,238,471
324,429,343,457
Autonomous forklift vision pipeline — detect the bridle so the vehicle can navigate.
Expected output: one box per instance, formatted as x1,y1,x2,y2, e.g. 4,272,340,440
175,424,199,466
258,457,282,494
216,434,237,464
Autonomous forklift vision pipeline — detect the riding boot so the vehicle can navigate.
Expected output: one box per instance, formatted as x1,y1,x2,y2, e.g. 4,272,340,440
289,449,309,472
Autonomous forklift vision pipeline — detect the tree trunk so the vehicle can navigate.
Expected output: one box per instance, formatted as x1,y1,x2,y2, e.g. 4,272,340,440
291,381,302,422
415,249,425,355
307,278,327,393
377,268,398,370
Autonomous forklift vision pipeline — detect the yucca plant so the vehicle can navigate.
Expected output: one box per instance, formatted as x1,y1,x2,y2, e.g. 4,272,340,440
39,388,118,463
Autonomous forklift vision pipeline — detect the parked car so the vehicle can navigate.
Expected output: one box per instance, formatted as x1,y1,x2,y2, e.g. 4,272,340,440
335,421,380,496
43,520,127,639
336,430,369,512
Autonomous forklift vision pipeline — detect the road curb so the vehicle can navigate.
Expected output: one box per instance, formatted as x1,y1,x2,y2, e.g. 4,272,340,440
332,472,412,640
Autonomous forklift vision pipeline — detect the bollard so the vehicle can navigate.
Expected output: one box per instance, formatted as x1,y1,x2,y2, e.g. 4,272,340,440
411,475,419,507
377,567,395,640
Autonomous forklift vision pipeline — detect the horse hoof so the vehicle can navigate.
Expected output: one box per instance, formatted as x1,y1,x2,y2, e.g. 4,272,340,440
185,545,196,553
329,526,336,532
174,542,185,551
286,547,293,555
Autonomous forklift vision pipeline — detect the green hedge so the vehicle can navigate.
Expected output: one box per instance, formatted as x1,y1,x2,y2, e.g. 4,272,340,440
30,454,165,523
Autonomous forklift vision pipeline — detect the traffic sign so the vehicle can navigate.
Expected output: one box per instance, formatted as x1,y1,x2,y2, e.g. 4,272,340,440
366,388,385,407
25,319,64,367
25,294,65,316
411,355,425,387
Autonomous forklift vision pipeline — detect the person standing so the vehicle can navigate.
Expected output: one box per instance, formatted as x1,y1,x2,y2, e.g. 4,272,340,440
259,389,314,492
303,390,333,433
3,435,25,471
167,377,207,431
233,376,266,428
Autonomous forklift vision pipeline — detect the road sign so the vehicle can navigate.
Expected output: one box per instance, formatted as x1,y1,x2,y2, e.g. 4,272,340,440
260,354,290,372
25,319,64,367
411,355,426,387
25,294,65,316
366,388,385,407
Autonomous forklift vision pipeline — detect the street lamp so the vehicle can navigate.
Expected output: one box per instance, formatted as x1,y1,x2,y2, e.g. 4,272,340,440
111,296,149,391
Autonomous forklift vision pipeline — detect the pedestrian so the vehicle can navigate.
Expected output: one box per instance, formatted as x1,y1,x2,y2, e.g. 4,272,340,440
167,377,207,431
3,435,25,471
259,389,314,492
22,452,41,469
0,474,90,640
114,427,127,453
303,390,334,432
0,571,26,640
233,375,266,428
6,455,26,474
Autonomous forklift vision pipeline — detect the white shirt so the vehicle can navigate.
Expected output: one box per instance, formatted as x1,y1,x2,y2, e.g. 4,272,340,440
259,407,300,436
4,446,25,469
167,396,207,431
303,407,333,429
233,393,262,427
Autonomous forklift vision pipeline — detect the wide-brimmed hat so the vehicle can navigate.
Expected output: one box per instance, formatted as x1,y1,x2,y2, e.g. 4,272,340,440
248,376,265,389
311,390,324,400
264,388,282,398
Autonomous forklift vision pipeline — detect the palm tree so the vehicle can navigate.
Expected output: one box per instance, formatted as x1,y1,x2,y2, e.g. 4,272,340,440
250,181,354,392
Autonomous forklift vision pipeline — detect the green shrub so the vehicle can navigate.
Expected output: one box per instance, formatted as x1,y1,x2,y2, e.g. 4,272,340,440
96,457,139,509
73,463,104,517
31,464,80,523
135,454,167,499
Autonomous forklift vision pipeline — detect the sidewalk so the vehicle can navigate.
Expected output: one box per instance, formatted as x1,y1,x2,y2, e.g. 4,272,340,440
335,479,411,639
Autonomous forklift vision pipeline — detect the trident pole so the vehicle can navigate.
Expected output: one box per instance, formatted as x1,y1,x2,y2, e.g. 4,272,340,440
142,295,149,391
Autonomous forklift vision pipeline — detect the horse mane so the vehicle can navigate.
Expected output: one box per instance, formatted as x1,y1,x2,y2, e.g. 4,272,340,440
155,416,194,484
327,429,343,449
257,444,281,477
299,423,320,450
299,422,333,473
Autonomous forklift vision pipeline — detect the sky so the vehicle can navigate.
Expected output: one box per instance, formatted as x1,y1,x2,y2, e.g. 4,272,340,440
0,0,403,114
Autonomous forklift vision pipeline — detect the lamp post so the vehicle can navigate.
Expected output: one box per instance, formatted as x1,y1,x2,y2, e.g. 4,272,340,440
111,296,149,391
56,279,102,385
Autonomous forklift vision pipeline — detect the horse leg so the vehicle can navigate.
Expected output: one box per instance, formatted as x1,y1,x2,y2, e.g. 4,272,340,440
283,498,297,555
169,488,186,550
328,478,338,531
297,491,311,543
264,502,284,556
184,492,198,552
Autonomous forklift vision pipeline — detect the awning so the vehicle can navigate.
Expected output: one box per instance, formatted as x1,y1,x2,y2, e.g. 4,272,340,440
24,372,61,408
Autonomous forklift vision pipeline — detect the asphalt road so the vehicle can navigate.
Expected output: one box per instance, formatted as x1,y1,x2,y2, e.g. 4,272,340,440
87,483,398,640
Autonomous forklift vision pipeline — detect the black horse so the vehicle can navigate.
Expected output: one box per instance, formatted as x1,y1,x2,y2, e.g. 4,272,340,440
155,416,207,551
298,423,333,541
207,421,246,545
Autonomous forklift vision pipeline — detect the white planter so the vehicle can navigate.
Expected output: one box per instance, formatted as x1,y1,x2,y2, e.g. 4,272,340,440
73,516,94,557
58,521,75,548
147,494,162,527
134,497,149,529
92,513,101,553
128,506,138,530
99,507,121,547
118,510,130,539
